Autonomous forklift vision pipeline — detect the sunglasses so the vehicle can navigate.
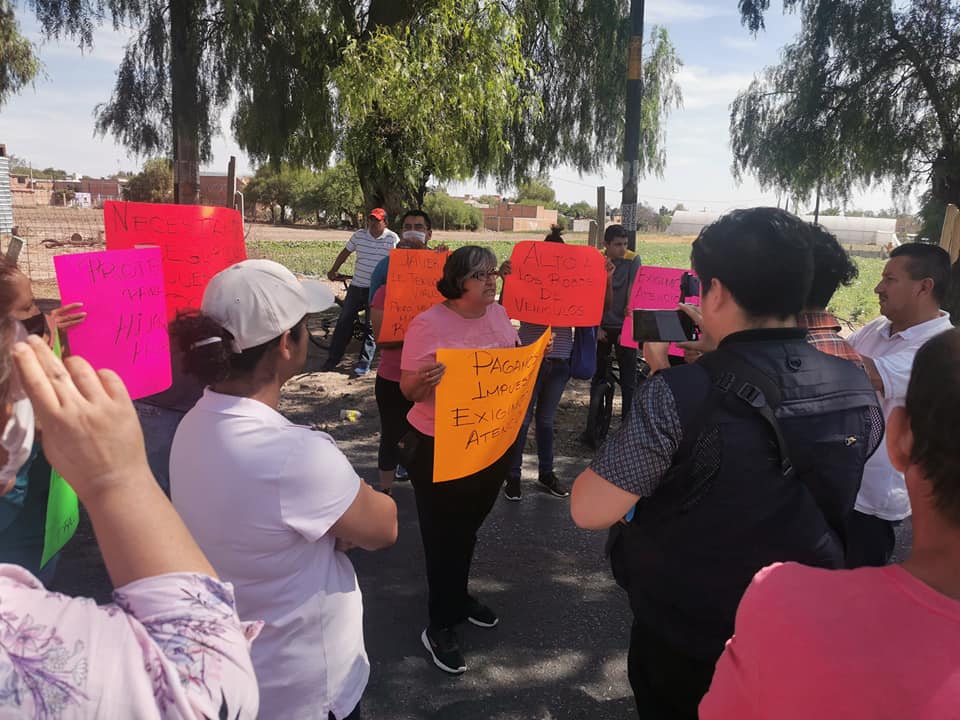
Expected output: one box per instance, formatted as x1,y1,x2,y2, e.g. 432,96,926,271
468,269,500,281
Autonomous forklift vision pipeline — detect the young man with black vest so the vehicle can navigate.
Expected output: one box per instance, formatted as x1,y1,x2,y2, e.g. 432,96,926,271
571,208,883,719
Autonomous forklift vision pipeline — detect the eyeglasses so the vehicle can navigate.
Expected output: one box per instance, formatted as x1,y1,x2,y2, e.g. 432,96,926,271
468,269,500,281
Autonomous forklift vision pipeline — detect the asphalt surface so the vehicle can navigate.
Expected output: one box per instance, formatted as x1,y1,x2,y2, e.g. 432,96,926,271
346,450,636,720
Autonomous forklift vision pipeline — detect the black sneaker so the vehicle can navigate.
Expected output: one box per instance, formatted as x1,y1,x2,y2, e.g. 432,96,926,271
503,476,522,501
466,598,499,628
421,626,466,674
538,472,570,498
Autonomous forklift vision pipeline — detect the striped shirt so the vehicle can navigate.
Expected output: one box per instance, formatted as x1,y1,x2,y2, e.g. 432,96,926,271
345,228,399,287
518,322,574,359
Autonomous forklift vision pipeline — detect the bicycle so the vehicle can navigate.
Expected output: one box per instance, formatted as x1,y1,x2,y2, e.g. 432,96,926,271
581,339,650,450
304,273,368,351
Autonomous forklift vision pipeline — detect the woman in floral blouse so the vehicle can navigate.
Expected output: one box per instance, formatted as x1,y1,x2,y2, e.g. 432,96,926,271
0,334,260,718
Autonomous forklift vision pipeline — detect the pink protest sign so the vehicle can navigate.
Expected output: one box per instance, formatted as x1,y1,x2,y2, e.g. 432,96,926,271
54,247,172,399
620,265,699,353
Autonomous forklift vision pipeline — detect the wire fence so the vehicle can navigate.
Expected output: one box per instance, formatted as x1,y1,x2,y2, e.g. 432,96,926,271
5,208,105,295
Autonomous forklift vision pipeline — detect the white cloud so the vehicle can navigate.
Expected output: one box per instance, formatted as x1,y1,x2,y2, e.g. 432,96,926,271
675,65,755,110
646,0,734,24
720,35,763,53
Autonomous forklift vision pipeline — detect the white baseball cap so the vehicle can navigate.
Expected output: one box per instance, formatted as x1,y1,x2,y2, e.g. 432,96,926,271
202,259,336,352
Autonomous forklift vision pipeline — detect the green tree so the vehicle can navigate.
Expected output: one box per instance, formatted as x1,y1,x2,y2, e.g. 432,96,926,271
122,158,173,202
733,0,960,320
515,176,557,206
292,162,364,227
0,0,38,108
423,191,483,231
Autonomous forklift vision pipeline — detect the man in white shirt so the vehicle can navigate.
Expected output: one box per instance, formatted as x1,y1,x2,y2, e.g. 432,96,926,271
847,243,954,566
323,208,400,375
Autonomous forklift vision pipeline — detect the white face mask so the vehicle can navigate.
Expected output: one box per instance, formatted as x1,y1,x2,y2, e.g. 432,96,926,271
402,230,427,244
0,323,35,495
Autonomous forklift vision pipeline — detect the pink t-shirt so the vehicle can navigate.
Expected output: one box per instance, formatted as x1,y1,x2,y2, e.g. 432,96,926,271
401,302,519,436
371,286,402,382
700,562,960,720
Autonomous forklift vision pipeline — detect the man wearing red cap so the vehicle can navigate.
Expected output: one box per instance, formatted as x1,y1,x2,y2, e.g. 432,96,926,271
324,208,399,375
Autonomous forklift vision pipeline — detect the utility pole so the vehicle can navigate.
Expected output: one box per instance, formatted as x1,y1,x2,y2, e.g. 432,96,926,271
621,0,645,252
596,185,606,247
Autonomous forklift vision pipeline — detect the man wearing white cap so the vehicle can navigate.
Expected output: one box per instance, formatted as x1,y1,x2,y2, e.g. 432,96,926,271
169,259,398,720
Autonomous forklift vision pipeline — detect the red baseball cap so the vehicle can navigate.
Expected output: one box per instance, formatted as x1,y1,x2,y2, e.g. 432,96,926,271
368,208,387,221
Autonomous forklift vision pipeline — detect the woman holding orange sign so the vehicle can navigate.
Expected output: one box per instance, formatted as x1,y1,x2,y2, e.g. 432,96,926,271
400,245,518,676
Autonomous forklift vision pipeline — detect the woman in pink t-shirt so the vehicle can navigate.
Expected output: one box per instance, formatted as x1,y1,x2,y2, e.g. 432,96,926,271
400,246,519,676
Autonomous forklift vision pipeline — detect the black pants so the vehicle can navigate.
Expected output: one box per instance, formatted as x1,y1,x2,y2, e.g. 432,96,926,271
845,510,898,567
375,375,413,471
408,432,511,629
628,621,716,720
591,328,638,420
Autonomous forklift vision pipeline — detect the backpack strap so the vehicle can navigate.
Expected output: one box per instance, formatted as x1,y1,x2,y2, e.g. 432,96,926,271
696,350,794,479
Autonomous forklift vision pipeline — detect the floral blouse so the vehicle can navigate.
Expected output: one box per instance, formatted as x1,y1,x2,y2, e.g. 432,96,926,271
0,565,261,718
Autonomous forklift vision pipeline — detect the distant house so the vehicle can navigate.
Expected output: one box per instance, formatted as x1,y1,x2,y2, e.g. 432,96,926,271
481,202,558,232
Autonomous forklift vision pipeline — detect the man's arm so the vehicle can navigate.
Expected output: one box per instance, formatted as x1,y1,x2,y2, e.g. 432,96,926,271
860,355,885,394
327,248,353,280
571,470,641,529
570,374,683,529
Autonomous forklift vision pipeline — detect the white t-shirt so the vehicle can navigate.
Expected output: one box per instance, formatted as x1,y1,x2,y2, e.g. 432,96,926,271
170,389,366,719
848,311,953,520
346,228,399,287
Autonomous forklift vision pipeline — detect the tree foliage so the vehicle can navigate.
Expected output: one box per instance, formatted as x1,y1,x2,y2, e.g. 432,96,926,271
423,191,483,231
514,176,557,206
731,1,960,210
122,157,173,202
0,0,39,107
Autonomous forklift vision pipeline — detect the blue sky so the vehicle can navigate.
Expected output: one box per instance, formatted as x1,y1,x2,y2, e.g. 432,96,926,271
1,1,899,212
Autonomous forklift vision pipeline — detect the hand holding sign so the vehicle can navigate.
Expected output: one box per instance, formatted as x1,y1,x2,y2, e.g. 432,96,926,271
54,247,172,400
434,330,549,482
504,242,606,326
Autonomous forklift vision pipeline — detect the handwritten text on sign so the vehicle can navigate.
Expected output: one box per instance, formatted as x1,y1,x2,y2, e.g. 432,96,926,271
54,247,172,399
434,330,549,482
104,200,247,320
380,249,450,342
504,242,606,326
620,265,699,353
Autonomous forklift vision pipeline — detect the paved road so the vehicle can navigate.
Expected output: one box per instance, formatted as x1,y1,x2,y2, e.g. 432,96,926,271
346,450,636,720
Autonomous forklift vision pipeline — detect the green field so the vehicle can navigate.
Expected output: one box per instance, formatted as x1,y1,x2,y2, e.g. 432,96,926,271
248,238,883,328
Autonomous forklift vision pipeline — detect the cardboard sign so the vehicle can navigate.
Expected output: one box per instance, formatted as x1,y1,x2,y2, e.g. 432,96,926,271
620,265,699,353
54,247,172,399
380,249,450,342
41,332,78,568
504,242,606,326
104,200,246,319
433,330,549,482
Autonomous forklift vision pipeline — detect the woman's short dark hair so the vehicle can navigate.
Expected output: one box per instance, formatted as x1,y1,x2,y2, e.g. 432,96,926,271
691,207,814,320
807,225,859,310
437,246,498,300
172,312,306,386
545,225,564,243
906,328,960,526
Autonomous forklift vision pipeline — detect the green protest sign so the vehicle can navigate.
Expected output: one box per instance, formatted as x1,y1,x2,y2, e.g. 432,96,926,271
41,331,79,567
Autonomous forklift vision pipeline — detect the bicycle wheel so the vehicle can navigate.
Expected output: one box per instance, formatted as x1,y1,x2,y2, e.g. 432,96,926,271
596,378,615,444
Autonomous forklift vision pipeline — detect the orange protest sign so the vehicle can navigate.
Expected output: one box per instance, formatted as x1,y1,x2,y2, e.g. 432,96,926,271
104,200,247,320
379,249,450,342
503,241,606,326
433,330,549,482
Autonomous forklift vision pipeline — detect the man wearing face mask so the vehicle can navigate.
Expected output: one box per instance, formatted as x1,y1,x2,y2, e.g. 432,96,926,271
367,210,446,494
322,208,400,376
0,260,85,582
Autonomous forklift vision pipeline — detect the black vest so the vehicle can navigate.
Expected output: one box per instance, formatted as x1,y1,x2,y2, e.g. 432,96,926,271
608,328,880,662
